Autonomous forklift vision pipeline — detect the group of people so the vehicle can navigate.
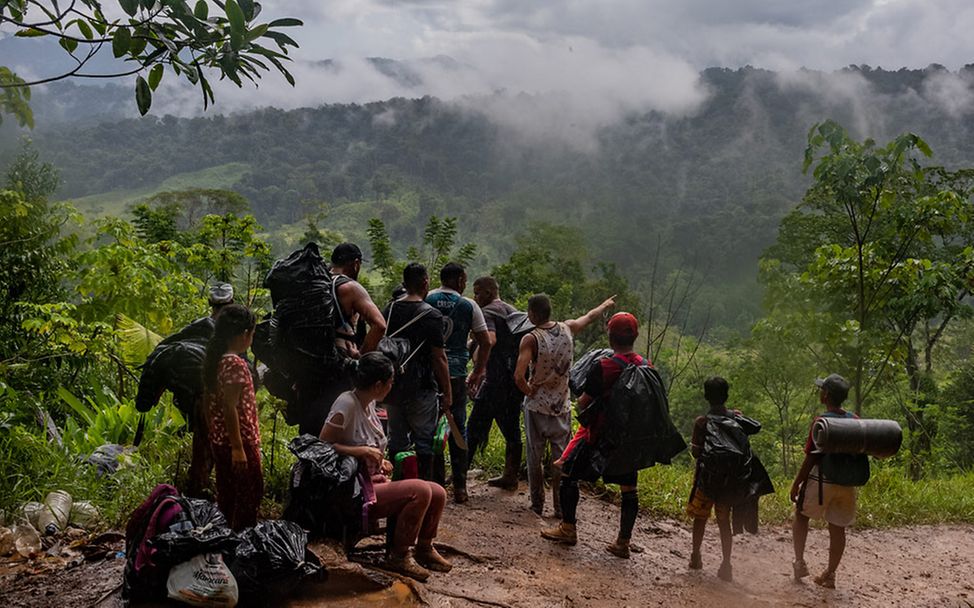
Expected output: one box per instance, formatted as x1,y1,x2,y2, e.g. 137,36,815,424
183,241,862,587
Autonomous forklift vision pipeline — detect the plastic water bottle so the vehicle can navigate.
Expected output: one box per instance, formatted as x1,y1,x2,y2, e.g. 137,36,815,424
38,491,73,536
12,523,41,557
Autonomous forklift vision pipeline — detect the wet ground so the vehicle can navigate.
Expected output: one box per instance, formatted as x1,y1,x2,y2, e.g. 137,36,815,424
3,479,973,607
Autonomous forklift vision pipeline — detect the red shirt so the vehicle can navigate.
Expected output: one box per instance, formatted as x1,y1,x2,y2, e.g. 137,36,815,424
208,354,260,449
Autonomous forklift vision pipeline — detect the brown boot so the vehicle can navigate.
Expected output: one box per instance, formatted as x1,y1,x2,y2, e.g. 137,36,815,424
414,545,453,573
540,522,577,546
606,538,631,559
382,552,431,582
487,444,520,490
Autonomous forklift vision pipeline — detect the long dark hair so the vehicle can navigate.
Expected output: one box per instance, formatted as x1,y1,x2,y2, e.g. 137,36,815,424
202,303,256,393
351,352,395,390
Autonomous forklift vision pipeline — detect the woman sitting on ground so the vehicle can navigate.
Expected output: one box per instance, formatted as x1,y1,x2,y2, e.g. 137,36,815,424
320,352,452,581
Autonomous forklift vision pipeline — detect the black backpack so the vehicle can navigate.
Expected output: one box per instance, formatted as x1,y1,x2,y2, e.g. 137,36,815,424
483,308,534,374
697,414,753,506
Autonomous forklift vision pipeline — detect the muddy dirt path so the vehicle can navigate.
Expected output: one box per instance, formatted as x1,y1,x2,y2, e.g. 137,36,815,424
3,478,973,607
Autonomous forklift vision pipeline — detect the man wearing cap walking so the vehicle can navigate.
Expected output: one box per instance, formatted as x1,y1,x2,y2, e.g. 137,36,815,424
329,242,387,358
791,373,857,589
515,294,615,518
541,311,643,558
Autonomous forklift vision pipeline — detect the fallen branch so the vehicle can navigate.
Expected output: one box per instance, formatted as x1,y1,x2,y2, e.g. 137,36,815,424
92,582,123,607
356,561,432,606
426,586,514,608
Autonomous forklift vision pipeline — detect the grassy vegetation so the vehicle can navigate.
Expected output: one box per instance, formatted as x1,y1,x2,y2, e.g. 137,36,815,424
66,162,251,219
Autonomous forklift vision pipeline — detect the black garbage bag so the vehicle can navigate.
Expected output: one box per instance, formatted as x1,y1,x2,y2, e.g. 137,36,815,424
158,317,215,347
599,363,687,476
569,348,613,397
264,242,331,304
150,498,239,565
229,520,323,604
135,340,207,417
282,435,363,542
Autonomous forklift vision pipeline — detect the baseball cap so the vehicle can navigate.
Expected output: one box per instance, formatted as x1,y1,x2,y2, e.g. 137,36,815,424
815,373,850,404
331,242,363,265
208,283,234,306
607,312,639,337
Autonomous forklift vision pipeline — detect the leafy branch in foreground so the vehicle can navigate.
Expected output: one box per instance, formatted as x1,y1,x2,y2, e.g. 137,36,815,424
0,0,303,125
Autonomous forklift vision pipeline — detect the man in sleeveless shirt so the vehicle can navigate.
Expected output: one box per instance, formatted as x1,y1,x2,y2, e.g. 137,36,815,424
330,243,387,358
515,293,616,517
426,262,492,503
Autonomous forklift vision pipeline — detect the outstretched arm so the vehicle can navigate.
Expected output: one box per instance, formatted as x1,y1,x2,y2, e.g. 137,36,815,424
565,295,616,335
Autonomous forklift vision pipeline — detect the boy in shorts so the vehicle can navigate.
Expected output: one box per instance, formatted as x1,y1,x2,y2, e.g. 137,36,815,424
790,373,857,589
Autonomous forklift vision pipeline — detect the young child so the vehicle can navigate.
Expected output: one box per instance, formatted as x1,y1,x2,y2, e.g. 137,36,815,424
203,303,261,531
687,377,741,582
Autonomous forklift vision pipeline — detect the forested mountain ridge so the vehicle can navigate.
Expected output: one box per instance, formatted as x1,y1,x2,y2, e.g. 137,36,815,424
5,64,974,328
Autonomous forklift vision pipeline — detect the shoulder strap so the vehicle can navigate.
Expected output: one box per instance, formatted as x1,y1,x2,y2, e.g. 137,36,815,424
388,303,434,338
610,355,631,370
332,275,348,328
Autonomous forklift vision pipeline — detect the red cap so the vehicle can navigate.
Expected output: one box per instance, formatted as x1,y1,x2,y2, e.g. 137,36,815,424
607,312,638,337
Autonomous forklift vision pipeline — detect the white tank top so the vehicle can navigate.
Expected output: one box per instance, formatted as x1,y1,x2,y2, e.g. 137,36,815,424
523,322,573,416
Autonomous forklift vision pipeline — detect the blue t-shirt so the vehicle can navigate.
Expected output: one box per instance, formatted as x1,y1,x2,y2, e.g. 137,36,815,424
426,287,486,377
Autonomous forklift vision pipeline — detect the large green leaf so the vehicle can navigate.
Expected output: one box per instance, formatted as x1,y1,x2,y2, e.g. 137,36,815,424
112,27,132,58
57,386,94,426
225,0,245,50
114,313,163,365
135,75,152,115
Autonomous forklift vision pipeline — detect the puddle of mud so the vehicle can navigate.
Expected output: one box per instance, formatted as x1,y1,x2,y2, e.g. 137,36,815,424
286,579,419,607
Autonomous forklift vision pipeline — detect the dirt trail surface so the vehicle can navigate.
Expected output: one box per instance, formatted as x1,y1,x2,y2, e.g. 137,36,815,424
3,479,973,607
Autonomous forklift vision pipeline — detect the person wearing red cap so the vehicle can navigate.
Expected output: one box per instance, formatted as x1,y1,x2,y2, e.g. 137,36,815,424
542,311,644,558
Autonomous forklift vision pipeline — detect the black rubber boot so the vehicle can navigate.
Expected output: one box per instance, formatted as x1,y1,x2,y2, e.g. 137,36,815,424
417,453,434,481
487,443,521,490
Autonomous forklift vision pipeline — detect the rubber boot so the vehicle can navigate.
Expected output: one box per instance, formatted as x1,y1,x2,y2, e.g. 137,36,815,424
487,443,521,490
451,444,469,504
432,453,447,486
551,469,563,520
417,454,434,482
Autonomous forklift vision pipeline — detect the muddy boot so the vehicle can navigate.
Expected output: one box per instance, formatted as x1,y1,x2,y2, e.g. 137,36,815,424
487,444,521,490
606,538,631,559
551,469,563,520
417,454,434,482
540,522,577,546
383,552,430,582
414,545,453,573
432,452,447,486
717,561,733,582
449,440,468,503
813,569,835,589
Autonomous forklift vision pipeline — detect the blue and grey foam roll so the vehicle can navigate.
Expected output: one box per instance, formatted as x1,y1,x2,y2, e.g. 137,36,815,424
812,417,902,458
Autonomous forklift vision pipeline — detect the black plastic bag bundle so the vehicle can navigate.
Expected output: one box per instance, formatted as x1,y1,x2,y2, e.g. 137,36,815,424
135,340,207,417
150,499,240,565
569,348,613,397
282,435,362,541
229,520,323,603
264,242,331,305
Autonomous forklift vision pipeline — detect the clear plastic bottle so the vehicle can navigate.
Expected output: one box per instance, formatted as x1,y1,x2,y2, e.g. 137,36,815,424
12,523,41,557
38,490,73,536
69,501,100,528
0,526,14,556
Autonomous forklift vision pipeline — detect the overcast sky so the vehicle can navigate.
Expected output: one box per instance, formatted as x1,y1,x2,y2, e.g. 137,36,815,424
4,0,973,144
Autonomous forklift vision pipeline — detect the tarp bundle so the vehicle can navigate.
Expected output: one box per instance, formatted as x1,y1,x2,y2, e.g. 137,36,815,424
813,417,902,458
569,348,613,398
282,435,363,543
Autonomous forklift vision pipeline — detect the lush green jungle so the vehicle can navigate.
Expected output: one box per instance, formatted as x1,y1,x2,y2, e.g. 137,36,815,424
2,65,974,530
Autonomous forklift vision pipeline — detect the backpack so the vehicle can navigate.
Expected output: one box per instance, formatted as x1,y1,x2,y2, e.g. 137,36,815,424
696,415,753,506
569,348,614,398
377,299,434,376
123,484,192,603
483,308,534,374
816,411,871,487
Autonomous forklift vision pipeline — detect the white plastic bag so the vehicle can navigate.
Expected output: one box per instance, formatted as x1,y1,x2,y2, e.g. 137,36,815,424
167,553,239,607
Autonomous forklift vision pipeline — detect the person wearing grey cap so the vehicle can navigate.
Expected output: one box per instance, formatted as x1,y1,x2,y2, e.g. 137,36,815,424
208,282,235,318
790,373,857,589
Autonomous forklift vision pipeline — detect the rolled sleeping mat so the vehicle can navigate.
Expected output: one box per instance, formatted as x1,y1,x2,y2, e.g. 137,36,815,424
812,417,902,459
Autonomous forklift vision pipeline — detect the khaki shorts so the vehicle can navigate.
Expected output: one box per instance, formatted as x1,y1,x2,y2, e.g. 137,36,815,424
799,473,857,527
686,487,731,520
